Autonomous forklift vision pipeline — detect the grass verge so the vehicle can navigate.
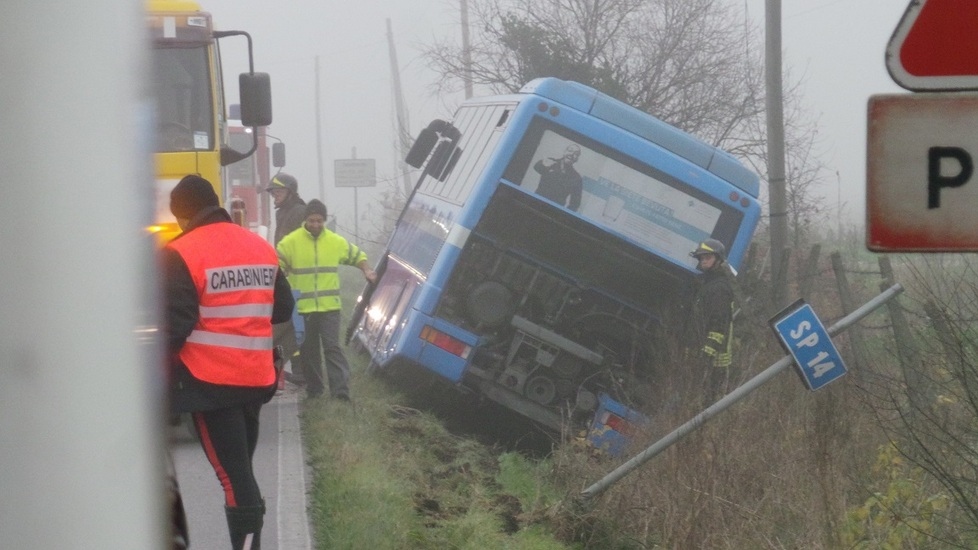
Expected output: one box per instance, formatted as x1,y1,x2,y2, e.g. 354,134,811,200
300,360,578,549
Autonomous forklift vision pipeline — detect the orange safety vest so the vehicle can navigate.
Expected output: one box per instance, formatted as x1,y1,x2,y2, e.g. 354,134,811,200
166,223,279,387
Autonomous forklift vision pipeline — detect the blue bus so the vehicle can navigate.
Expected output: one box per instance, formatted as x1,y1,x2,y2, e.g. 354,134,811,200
349,78,760,449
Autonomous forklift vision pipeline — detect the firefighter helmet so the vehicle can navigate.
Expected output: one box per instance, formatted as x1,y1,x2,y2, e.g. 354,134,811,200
690,238,726,261
266,173,298,194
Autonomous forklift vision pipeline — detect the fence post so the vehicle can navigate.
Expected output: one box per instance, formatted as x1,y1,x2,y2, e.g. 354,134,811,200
879,256,920,374
877,256,925,392
830,251,868,378
922,300,959,365
799,243,822,301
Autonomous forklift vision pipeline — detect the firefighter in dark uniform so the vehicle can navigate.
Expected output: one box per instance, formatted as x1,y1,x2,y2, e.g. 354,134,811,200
265,172,306,385
686,238,735,402
265,172,306,246
162,175,294,550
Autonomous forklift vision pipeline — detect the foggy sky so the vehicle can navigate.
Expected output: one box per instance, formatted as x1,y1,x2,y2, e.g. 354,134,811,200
206,0,908,239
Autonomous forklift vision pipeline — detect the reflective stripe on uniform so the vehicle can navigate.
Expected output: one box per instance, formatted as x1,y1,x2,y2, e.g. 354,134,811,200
297,289,340,300
198,303,274,318
291,266,337,275
186,330,274,350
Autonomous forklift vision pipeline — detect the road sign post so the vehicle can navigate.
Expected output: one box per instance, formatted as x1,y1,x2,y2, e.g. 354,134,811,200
770,300,847,391
334,158,376,245
579,286,902,503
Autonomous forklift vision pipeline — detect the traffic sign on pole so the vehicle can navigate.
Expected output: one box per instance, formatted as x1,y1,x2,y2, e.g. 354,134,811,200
770,301,847,392
887,0,978,91
867,93,978,251
334,158,377,188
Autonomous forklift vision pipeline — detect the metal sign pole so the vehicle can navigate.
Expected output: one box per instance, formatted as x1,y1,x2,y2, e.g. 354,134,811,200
580,283,905,502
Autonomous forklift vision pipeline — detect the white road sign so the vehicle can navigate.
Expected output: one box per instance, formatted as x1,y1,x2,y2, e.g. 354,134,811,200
867,93,978,251
334,159,376,188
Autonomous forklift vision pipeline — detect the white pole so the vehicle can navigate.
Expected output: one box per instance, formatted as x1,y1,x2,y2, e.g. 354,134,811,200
580,284,905,502
0,2,164,548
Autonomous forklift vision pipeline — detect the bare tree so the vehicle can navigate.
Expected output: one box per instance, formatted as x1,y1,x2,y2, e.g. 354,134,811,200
425,0,765,151
859,255,978,544
422,0,829,291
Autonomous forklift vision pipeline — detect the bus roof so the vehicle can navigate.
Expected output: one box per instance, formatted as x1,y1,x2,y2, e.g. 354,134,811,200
519,78,760,198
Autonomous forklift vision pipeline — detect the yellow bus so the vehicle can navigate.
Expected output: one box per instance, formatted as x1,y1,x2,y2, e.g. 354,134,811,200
146,0,271,243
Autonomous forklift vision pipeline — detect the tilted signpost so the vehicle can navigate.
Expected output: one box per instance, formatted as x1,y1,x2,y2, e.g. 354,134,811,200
580,285,902,502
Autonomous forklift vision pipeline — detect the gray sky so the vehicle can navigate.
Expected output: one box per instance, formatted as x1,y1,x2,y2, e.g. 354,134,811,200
207,0,909,238
747,0,907,229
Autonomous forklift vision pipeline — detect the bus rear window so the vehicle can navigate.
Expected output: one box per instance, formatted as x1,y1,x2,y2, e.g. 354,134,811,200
503,118,741,270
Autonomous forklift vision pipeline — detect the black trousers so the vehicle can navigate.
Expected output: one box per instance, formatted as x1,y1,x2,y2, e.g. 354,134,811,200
300,310,351,398
192,401,263,508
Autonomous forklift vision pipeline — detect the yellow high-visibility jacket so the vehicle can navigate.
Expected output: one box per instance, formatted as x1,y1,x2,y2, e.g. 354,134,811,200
276,226,367,314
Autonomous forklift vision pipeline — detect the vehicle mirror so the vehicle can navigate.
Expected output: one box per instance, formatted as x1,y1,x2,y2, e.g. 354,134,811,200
272,142,286,168
405,127,438,168
239,72,272,127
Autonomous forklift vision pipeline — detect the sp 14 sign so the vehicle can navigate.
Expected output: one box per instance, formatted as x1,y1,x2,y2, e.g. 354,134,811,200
770,301,847,391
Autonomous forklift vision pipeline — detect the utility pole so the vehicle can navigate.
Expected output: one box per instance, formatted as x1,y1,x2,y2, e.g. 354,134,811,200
315,55,326,202
460,0,473,99
765,0,788,311
352,147,360,245
387,18,414,197
836,170,842,239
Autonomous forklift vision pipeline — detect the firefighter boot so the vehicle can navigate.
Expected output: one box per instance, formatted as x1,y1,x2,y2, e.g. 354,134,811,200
225,500,265,550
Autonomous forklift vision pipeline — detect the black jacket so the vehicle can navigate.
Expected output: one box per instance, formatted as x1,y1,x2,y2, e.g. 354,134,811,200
685,268,734,352
162,206,294,413
273,193,307,245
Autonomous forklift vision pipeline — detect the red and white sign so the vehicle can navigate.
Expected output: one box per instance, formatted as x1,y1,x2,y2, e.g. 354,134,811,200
867,93,978,251
886,0,978,91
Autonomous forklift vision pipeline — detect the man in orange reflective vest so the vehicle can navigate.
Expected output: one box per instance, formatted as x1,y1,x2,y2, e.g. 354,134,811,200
162,175,294,550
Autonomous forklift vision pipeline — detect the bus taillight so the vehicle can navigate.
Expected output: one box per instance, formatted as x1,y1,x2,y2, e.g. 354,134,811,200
600,411,637,437
420,325,472,359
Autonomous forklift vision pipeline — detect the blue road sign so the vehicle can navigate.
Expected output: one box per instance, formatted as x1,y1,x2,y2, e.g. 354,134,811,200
771,301,847,391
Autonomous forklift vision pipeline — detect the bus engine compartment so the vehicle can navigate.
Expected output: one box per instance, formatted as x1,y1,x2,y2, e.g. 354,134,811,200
434,183,691,429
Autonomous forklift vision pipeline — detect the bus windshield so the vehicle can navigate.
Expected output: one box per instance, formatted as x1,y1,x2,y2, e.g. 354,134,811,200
151,46,213,153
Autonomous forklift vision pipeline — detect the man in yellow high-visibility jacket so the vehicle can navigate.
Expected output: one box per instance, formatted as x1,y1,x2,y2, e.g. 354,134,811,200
276,199,376,399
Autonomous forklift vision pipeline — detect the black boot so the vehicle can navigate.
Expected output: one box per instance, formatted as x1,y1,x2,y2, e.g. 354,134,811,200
225,500,265,550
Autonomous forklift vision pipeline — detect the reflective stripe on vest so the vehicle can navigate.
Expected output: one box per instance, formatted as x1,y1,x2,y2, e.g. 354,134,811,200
276,228,367,314
166,222,279,387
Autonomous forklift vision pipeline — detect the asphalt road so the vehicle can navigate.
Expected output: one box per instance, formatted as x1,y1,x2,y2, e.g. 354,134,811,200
170,386,312,549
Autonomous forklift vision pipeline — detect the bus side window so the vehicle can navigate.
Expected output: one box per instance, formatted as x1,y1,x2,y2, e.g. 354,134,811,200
427,141,463,182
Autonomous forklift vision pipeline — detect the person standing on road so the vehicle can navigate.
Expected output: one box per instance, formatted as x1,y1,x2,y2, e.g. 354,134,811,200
683,238,735,403
265,173,307,386
162,175,295,550
276,199,376,400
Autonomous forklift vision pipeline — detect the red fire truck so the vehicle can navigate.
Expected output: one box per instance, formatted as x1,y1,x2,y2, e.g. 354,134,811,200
224,105,284,240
